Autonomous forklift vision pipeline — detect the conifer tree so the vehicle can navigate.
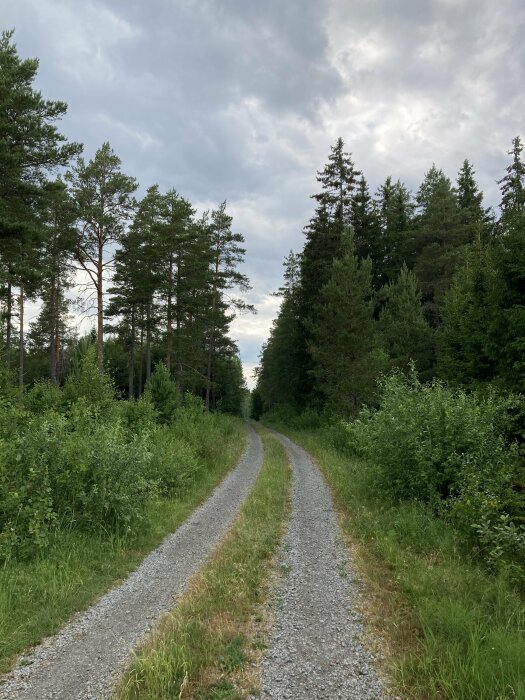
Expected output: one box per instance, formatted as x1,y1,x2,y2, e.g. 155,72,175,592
456,159,493,243
67,143,137,369
413,165,467,326
311,137,360,223
351,175,382,287
438,242,501,386
498,136,525,214
379,264,434,378
205,202,251,410
0,30,80,378
308,239,386,415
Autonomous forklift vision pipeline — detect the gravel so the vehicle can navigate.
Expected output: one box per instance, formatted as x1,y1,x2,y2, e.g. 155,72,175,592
0,424,263,700
258,430,390,700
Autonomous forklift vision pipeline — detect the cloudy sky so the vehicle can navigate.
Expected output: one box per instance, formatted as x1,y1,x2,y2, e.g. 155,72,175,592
3,0,524,386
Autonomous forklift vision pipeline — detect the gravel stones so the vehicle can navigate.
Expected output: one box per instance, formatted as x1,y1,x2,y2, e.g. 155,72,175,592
258,431,389,700
0,424,263,700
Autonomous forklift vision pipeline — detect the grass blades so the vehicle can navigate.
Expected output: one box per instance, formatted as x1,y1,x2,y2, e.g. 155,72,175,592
277,427,525,700
115,427,291,700
0,419,246,674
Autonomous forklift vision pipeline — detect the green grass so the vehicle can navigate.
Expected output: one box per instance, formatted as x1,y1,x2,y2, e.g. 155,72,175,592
114,427,291,700
0,418,246,674
266,423,525,700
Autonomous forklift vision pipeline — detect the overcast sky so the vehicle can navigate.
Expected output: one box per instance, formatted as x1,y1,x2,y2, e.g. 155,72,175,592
3,0,524,386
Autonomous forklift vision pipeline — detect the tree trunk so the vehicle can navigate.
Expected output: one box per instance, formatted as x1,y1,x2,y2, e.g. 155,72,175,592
97,244,104,370
138,311,144,396
18,284,24,388
6,280,12,369
205,284,217,412
50,276,58,384
129,305,136,398
146,301,152,384
166,256,173,371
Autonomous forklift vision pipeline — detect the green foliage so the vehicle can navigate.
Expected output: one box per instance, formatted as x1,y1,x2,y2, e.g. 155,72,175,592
338,371,524,575
63,346,116,412
0,357,243,562
308,243,387,414
378,264,434,378
146,362,178,423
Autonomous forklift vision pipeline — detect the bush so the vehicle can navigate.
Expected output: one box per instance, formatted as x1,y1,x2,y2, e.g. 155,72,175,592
0,403,154,558
341,371,525,574
62,347,116,415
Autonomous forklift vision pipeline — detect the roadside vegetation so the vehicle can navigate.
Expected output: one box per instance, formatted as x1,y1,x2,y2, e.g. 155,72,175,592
115,428,291,700
0,352,245,672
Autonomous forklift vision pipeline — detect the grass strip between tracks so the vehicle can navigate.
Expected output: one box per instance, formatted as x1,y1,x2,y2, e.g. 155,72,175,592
115,426,291,700
0,419,246,674
270,425,525,700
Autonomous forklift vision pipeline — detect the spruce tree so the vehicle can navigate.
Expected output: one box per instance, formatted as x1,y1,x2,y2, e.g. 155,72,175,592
308,239,385,415
351,175,383,288
413,165,468,326
379,264,434,378
438,242,501,386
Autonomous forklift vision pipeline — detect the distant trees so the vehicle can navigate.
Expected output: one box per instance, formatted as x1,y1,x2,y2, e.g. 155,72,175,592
255,135,525,418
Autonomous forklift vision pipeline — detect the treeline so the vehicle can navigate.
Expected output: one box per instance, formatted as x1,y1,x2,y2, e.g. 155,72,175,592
254,135,525,414
0,30,248,411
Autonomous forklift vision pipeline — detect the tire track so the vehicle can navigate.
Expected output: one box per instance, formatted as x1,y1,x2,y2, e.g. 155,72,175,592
258,430,388,700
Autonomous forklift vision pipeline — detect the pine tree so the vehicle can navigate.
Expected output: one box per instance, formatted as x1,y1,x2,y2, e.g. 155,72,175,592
205,202,251,411
67,143,137,368
0,30,80,380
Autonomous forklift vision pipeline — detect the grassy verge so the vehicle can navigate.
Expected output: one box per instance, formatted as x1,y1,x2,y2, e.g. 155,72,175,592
266,424,525,700
114,427,291,700
0,418,246,674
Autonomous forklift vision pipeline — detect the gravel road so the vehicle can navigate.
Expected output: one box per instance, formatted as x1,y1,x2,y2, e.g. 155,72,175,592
258,430,389,700
0,424,263,700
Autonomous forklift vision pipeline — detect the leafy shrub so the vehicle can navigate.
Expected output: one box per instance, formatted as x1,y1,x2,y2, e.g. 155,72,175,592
147,428,200,495
24,380,63,414
341,370,524,574
116,394,158,438
62,347,116,415
349,372,513,503
0,404,154,558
